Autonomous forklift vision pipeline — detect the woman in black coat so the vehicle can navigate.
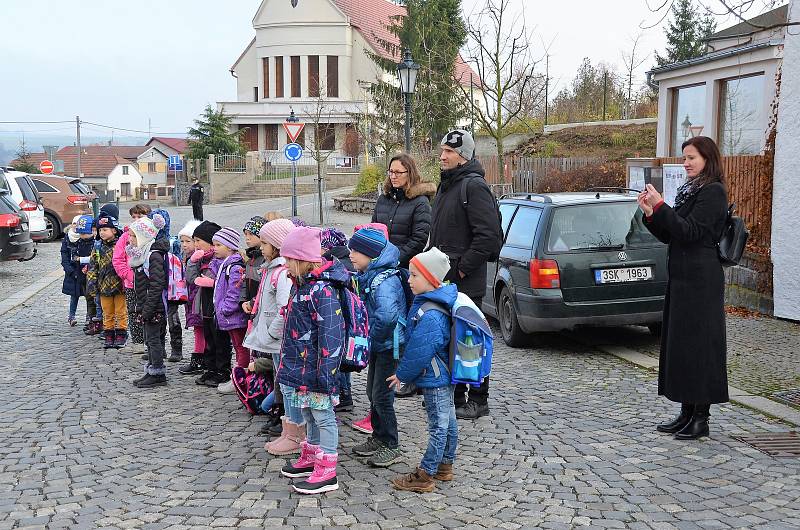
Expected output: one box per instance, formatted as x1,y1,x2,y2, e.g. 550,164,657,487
639,136,729,440
372,153,436,269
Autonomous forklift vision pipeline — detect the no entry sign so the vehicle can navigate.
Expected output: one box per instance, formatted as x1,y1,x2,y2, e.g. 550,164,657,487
39,160,54,174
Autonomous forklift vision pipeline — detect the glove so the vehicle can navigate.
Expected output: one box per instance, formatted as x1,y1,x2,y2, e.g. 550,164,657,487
190,249,205,263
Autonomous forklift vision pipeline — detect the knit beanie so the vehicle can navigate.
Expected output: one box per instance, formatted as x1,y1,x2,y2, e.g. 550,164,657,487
192,221,222,244
96,215,121,235
99,202,120,221
129,217,158,248
243,215,267,236
212,227,241,251
75,215,95,235
321,228,348,250
353,222,389,240
289,216,307,227
149,209,171,240
348,227,387,259
441,129,475,161
259,218,295,250
410,246,451,288
178,219,202,239
281,227,322,262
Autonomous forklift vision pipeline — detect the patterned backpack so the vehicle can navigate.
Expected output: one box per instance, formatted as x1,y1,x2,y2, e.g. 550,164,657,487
232,365,273,415
337,285,371,373
143,250,188,303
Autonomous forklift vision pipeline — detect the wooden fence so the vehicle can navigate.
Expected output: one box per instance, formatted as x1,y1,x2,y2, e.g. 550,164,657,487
478,155,605,192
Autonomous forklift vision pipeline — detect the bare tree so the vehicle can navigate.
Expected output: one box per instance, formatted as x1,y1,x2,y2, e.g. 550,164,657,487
301,82,338,224
621,32,650,119
644,0,798,34
457,0,543,179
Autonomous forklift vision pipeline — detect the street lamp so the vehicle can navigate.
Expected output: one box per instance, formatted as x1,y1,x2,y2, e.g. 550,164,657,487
287,108,299,123
396,48,419,153
681,114,692,140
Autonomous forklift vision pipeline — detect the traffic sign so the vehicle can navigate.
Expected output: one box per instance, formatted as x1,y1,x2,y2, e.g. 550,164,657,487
39,160,54,174
284,143,303,162
168,155,183,171
283,121,305,143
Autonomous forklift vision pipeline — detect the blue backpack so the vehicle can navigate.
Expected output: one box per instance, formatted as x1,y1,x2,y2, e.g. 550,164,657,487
367,268,414,360
337,285,371,373
419,292,494,387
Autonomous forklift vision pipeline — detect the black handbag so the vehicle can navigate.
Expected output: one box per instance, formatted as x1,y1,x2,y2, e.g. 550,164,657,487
718,203,749,267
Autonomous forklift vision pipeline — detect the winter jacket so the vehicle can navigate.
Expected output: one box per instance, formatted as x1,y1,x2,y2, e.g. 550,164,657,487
353,242,406,353
277,259,349,395
213,253,248,331
112,228,134,290
243,257,292,354
240,247,265,303
428,158,502,300
183,253,203,328
324,245,355,273
396,283,457,388
185,249,216,319
132,238,170,322
372,182,436,268
88,237,123,297
188,183,204,205
60,235,86,297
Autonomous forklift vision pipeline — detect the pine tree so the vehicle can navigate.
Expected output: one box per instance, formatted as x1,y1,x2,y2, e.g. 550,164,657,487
186,105,246,159
655,0,716,66
11,138,38,173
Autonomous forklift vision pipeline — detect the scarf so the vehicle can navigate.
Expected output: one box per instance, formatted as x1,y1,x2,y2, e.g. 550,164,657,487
67,228,80,244
674,176,704,210
127,239,154,268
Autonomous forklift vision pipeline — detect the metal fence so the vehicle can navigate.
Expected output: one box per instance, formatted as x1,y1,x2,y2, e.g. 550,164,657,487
213,154,246,173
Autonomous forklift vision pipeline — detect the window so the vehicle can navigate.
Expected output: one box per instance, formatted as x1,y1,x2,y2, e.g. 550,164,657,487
120,183,131,197
32,179,58,193
317,124,336,150
547,203,659,253
670,84,706,156
15,177,39,202
69,181,90,194
122,165,129,175
262,57,270,98
291,56,301,98
266,124,279,150
275,56,284,98
499,203,517,237
147,162,156,173
253,86,258,102
719,73,765,155
327,56,339,97
505,207,542,248
308,55,320,97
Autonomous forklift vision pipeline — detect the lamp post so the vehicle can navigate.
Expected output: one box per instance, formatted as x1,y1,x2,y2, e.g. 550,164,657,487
681,115,692,141
396,48,419,153
287,108,299,216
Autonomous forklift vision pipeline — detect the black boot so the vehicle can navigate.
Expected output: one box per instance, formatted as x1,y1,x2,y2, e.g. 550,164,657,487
179,354,204,375
103,330,115,349
114,329,128,349
675,404,710,440
334,393,354,412
656,403,695,433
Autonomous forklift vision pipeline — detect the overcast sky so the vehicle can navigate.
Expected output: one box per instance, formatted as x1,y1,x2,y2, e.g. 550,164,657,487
0,0,743,142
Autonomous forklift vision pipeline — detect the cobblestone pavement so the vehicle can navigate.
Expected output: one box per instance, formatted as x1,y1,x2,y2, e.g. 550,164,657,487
0,240,61,303
2,280,800,530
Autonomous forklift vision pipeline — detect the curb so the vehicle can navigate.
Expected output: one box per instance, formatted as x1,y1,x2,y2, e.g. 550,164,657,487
0,269,63,317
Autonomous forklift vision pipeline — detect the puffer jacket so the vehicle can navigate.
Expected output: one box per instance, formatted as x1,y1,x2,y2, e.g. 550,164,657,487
112,228,134,290
242,257,292,354
353,242,406,353
213,253,248,331
60,234,86,297
396,283,457,388
372,182,436,269
277,258,349,395
240,246,265,303
183,253,203,328
88,237,123,297
185,249,216,319
132,238,170,321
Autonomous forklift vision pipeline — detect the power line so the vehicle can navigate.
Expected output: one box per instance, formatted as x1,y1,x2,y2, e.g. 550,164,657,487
0,120,74,124
82,120,186,135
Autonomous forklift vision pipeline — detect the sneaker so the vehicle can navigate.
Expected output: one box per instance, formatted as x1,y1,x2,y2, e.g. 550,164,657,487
167,350,183,363
217,380,235,394
455,401,490,420
352,413,373,434
333,394,354,413
281,442,319,478
114,329,128,349
366,445,402,468
141,353,149,361
194,371,213,386
179,354,204,375
103,330,115,349
293,452,339,495
391,467,435,493
203,371,228,388
134,374,167,388
68,317,78,327
352,436,383,457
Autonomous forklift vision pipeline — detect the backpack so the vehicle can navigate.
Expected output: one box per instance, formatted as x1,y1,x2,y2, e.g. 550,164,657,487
461,175,504,262
718,203,749,267
336,285,371,373
368,268,414,359
144,249,188,303
418,292,494,387
232,365,273,415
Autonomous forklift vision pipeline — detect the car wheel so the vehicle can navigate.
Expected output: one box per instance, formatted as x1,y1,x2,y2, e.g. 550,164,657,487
498,286,528,347
43,213,60,242
647,322,662,337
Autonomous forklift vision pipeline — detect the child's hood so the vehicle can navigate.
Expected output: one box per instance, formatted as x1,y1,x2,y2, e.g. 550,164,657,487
150,238,171,254
415,283,458,311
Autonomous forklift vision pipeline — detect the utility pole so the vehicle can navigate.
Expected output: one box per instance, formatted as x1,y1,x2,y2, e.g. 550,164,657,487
76,116,82,180
602,71,608,122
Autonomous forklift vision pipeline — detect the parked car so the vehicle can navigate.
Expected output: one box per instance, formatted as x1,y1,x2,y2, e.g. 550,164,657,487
28,174,95,242
0,169,48,243
0,189,35,262
482,189,668,347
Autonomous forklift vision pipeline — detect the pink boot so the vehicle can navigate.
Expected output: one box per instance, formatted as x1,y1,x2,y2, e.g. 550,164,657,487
280,441,319,478
352,412,373,434
265,418,305,456
293,452,339,494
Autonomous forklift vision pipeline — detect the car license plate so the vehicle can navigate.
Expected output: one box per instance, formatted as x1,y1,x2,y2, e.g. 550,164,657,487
595,266,652,284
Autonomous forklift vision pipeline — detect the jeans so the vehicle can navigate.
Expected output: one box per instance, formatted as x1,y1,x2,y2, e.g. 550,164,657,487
280,384,305,424
265,350,283,405
301,406,338,455
366,350,399,448
420,385,458,476
167,301,183,353
339,371,351,398
259,390,276,414
144,316,167,375
68,294,80,320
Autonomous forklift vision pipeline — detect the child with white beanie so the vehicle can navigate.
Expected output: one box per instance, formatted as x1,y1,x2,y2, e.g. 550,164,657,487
177,220,204,375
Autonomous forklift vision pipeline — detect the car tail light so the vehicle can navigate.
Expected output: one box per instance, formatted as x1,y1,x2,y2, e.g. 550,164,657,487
19,200,38,212
0,213,21,228
530,259,560,289
67,194,89,205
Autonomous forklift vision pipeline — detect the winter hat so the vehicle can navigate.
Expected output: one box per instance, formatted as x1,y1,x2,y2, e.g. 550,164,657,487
410,246,451,288
192,221,222,244
129,217,158,248
441,129,475,161
75,215,95,235
259,218,295,250
243,215,267,236
289,216,307,227
96,215,121,235
71,215,83,226
212,227,241,251
348,227,387,259
99,202,120,221
354,222,389,240
281,227,322,262
149,209,171,240
321,228,348,250
178,219,202,239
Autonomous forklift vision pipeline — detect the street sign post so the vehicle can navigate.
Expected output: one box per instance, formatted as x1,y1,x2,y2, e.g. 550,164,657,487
284,143,303,216
168,155,183,207
39,160,54,174
283,121,305,144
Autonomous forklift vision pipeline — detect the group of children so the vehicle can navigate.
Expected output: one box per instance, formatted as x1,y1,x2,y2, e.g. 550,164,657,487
60,205,462,496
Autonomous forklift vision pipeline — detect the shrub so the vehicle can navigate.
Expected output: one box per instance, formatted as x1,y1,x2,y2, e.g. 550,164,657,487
533,161,626,193
354,163,386,196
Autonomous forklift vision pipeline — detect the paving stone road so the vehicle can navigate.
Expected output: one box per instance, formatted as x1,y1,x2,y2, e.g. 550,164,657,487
1,277,799,530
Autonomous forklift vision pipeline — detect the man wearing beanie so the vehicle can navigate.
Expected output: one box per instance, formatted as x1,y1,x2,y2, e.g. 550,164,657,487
428,128,502,420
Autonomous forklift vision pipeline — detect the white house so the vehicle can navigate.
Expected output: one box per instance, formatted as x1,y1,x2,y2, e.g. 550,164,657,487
647,4,787,157
217,0,480,156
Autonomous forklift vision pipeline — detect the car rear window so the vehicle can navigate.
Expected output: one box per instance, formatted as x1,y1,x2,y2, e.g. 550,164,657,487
547,202,660,252
0,172,10,193
0,193,18,214
69,181,90,194
15,176,39,202
32,179,59,193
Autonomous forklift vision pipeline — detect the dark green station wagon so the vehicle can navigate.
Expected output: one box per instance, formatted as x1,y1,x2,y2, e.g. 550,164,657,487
482,189,668,347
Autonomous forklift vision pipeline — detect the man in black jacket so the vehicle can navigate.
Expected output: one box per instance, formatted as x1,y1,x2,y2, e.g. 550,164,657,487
428,129,502,420
188,179,204,221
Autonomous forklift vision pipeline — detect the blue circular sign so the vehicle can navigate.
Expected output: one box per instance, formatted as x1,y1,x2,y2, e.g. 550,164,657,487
284,142,303,161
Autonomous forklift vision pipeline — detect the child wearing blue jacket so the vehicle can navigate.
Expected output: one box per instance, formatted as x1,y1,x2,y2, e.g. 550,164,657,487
388,246,458,493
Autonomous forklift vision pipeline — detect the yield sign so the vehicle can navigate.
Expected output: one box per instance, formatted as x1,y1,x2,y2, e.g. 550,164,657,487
283,121,305,143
